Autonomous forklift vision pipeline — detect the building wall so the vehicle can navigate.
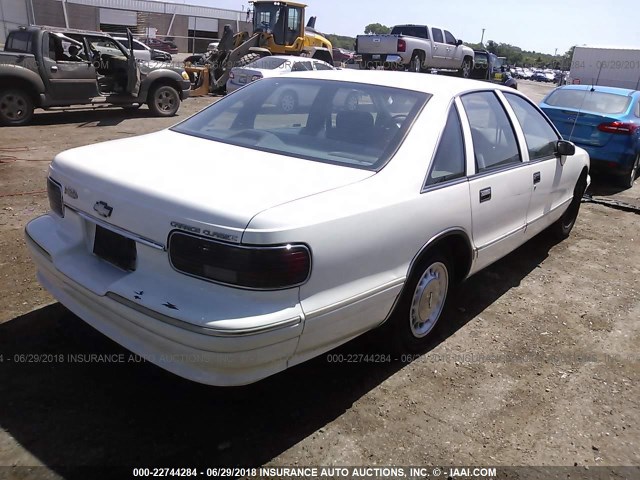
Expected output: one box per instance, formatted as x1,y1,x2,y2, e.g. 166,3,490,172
0,0,31,44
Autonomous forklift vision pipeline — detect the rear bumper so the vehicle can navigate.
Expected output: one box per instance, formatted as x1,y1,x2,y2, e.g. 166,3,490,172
25,215,303,386
579,147,638,175
359,54,405,69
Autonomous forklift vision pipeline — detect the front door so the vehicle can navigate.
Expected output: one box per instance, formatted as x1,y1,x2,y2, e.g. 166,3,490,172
459,91,533,271
41,32,98,101
126,29,141,97
430,28,448,68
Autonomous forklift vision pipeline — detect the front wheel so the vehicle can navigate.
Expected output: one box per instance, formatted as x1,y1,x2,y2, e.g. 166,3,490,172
389,252,453,353
457,58,472,78
147,85,180,117
0,89,34,126
550,173,587,240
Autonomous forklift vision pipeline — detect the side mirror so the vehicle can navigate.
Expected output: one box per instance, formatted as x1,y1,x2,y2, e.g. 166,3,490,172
456,39,463,46
556,140,575,165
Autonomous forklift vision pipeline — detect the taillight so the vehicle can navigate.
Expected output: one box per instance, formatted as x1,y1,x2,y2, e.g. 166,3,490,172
47,177,64,217
251,74,263,82
168,232,311,290
597,121,639,135
397,39,406,53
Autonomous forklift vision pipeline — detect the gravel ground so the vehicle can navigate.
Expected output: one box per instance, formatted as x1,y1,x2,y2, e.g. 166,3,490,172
0,80,638,479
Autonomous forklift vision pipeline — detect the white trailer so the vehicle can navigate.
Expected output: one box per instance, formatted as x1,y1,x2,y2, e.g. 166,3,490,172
570,46,640,90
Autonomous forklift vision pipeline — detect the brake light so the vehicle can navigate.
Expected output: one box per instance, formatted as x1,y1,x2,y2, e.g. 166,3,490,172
168,232,311,290
597,121,639,135
397,39,406,53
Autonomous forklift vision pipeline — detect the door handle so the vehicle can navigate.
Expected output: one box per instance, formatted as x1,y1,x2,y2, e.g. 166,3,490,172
479,187,492,203
533,172,541,184
50,65,58,72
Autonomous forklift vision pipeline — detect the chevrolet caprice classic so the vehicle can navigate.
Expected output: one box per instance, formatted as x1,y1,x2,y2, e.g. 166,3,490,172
25,70,590,386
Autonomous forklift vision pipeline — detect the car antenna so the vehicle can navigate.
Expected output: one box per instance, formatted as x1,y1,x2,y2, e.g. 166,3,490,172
568,87,591,142
591,62,604,92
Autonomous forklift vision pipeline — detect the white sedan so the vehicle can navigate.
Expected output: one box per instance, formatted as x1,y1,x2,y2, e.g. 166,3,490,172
226,55,336,111
26,70,590,386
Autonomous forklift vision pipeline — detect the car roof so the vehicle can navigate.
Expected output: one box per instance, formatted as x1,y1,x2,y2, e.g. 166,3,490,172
283,69,520,96
554,84,639,96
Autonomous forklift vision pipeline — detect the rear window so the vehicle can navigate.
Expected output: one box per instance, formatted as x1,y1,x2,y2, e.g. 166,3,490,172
390,26,428,39
545,89,632,115
6,31,33,53
247,57,289,70
172,78,429,171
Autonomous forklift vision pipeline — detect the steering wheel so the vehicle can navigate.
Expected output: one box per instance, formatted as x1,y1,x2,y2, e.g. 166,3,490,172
228,129,283,146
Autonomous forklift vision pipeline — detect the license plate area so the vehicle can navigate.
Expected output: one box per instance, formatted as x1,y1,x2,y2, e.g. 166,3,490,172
93,225,137,272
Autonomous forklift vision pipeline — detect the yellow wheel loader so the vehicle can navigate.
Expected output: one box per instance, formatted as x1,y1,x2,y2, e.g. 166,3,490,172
186,1,333,96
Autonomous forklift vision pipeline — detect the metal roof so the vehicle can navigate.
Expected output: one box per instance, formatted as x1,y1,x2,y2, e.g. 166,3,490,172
60,0,243,21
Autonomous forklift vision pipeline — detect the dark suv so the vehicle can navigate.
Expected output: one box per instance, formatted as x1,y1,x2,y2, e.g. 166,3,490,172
0,26,191,125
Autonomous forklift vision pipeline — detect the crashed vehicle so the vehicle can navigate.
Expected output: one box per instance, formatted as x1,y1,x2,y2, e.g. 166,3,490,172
0,26,191,125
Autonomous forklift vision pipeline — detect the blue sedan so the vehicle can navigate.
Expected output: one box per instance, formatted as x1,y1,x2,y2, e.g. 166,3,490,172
540,85,640,189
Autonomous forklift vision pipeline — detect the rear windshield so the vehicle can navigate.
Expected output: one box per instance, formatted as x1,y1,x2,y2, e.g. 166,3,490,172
391,26,428,39
545,89,632,115
246,57,289,70
5,31,33,53
172,78,429,171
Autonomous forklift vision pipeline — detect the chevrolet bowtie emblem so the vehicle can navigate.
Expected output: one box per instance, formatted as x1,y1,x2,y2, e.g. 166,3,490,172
93,201,113,218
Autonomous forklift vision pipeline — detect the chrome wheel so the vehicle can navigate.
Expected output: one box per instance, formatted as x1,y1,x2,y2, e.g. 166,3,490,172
409,55,421,73
409,262,449,338
461,59,471,78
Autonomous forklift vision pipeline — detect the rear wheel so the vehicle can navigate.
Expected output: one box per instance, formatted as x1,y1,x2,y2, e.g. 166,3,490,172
408,53,422,73
389,251,453,353
619,154,639,189
147,85,180,117
0,89,34,126
550,172,588,240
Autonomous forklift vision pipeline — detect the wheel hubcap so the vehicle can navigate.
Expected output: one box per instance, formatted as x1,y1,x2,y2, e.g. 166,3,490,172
463,62,470,77
410,262,448,338
156,91,175,111
0,94,27,120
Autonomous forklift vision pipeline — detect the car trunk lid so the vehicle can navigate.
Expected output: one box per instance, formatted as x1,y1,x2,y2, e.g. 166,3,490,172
542,106,622,147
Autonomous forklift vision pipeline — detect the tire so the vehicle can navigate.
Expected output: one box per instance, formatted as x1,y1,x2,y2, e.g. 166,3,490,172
147,85,180,117
278,90,298,113
550,173,588,240
236,53,261,68
457,57,472,78
408,53,422,73
388,251,453,353
619,154,639,189
0,89,34,126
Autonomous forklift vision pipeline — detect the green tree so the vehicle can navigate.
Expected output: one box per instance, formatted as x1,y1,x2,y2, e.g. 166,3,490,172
364,23,391,35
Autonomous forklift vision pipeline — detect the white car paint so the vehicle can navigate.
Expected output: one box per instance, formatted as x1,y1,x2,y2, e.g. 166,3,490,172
25,70,590,386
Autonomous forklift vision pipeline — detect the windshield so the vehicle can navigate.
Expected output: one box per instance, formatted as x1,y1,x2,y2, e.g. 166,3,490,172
246,57,289,70
172,78,429,170
545,89,632,115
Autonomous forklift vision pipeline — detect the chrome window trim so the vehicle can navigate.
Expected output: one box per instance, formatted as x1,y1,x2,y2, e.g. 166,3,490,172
107,293,301,337
167,230,312,292
70,206,166,251
421,177,468,194
466,158,530,181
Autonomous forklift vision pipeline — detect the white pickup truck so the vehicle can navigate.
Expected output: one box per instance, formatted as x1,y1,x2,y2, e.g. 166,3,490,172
356,24,474,77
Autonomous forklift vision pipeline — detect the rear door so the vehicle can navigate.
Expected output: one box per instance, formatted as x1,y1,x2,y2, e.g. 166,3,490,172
40,32,98,101
443,30,461,68
459,90,533,271
430,28,447,68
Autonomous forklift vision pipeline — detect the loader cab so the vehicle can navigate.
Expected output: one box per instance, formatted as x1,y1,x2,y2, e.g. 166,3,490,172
252,1,305,48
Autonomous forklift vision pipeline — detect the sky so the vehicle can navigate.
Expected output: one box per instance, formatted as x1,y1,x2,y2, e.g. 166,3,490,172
176,0,640,55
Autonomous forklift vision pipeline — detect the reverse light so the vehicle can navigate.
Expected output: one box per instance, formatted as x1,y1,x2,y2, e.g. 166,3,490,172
168,232,311,290
597,121,639,135
397,39,406,53
47,177,64,217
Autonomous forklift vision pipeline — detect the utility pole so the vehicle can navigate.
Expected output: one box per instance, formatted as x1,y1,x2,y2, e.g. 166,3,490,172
480,28,485,46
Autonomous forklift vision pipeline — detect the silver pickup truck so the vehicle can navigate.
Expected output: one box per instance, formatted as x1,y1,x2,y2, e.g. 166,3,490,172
356,25,474,77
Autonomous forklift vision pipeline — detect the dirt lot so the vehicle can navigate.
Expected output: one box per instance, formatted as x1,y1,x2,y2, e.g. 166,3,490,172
0,81,639,478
